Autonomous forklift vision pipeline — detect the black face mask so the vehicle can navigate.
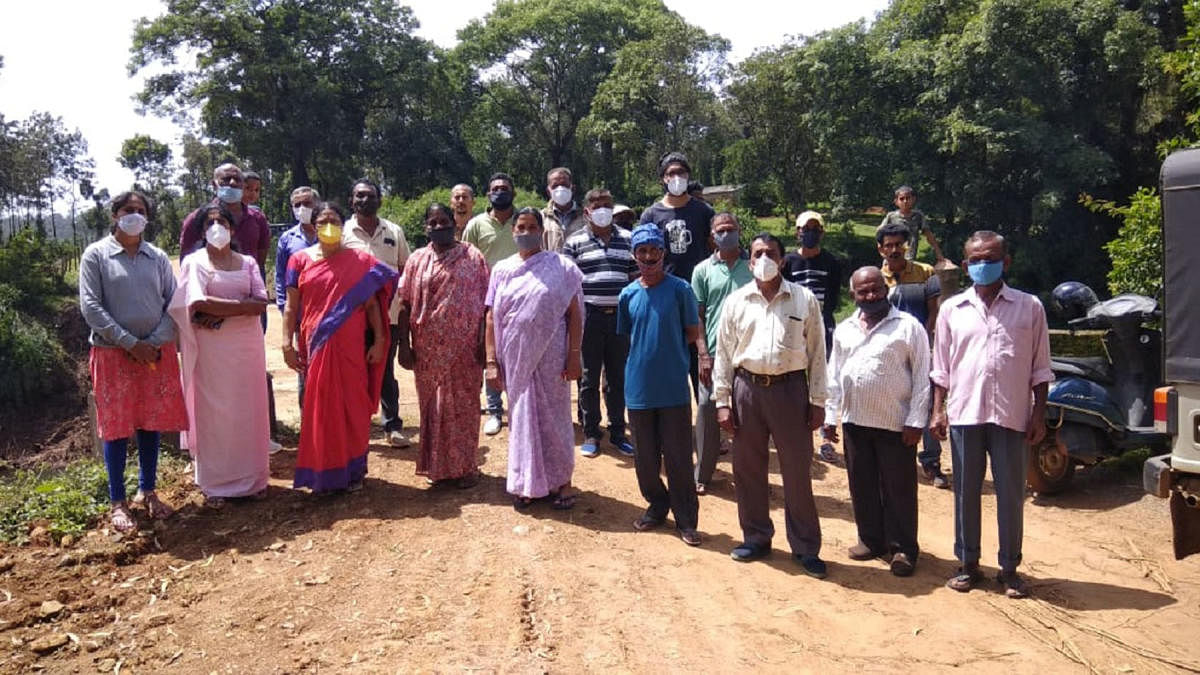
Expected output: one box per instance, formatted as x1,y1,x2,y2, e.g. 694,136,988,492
428,227,455,246
856,297,891,318
489,191,514,210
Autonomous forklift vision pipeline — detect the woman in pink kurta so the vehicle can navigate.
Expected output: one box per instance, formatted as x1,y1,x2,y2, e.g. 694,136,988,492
169,205,271,501
396,204,490,488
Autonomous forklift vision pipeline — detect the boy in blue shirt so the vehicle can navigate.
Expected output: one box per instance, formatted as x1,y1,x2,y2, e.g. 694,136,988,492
617,225,708,547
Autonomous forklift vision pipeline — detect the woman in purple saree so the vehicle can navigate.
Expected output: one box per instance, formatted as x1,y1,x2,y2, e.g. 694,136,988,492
485,208,584,510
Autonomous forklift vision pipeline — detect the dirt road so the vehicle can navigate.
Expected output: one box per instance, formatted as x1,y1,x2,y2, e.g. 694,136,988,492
2,308,1199,673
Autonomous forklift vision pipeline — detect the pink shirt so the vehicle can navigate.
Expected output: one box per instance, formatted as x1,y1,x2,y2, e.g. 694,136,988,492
930,284,1053,432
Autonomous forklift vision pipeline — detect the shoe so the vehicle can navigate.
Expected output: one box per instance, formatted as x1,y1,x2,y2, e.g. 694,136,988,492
387,430,411,448
922,465,950,489
818,442,838,463
633,514,664,532
890,552,916,577
997,570,1030,599
612,438,635,457
678,528,702,546
268,439,283,455
580,439,600,458
796,554,828,579
730,543,770,562
483,415,502,436
695,482,707,496
847,543,885,561
719,438,732,456
946,564,983,592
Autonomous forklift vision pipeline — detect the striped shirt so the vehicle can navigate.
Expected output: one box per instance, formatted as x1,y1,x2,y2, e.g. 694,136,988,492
562,226,637,307
825,307,931,432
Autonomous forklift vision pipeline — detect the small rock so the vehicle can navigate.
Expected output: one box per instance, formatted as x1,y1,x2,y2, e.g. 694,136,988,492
542,525,555,534
0,556,13,573
29,633,69,654
56,554,77,568
28,526,52,547
512,525,530,536
97,657,116,672
83,640,100,652
59,534,76,548
144,613,171,628
39,601,64,619
267,542,285,551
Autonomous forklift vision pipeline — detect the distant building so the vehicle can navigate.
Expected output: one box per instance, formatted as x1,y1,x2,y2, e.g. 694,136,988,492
701,184,745,205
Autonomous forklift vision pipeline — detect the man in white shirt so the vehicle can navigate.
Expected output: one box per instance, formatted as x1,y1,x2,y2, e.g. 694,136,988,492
713,233,828,578
342,178,412,447
824,267,930,577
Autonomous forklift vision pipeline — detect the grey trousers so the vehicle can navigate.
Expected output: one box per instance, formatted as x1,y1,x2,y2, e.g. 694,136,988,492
843,423,919,558
732,370,821,556
694,379,720,484
629,405,698,531
950,423,1028,571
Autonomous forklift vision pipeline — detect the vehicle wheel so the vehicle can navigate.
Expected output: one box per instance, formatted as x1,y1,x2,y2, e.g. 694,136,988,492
1027,429,1076,495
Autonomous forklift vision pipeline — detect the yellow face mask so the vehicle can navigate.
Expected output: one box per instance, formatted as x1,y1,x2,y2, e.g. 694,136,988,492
316,223,342,245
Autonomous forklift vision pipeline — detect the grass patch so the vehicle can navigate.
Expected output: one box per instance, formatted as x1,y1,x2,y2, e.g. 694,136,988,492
0,449,190,544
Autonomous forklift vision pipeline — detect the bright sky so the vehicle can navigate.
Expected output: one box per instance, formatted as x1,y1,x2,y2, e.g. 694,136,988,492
0,0,888,196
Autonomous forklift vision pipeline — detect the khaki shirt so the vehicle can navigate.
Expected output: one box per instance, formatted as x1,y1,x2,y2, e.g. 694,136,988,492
712,279,828,409
541,201,587,253
342,215,411,323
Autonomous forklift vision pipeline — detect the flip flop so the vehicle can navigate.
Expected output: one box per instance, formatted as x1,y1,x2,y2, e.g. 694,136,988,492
946,566,983,592
110,504,136,533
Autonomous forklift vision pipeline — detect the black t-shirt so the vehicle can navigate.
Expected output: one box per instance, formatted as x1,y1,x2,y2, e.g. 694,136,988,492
781,249,842,328
639,197,715,282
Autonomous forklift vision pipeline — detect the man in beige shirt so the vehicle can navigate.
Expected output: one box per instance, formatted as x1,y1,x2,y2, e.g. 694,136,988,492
713,232,828,578
541,167,587,253
342,178,412,448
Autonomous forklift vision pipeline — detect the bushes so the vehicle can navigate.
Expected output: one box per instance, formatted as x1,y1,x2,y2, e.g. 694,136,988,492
0,229,73,314
1081,188,1162,298
379,186,548,249
0,461,116,543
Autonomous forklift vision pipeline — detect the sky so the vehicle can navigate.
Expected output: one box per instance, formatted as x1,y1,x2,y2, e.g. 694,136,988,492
0,0,889,195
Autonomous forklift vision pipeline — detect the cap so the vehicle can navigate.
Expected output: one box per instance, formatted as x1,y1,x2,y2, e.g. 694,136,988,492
613,204,632,215
796,210,825,229
631,223,665,250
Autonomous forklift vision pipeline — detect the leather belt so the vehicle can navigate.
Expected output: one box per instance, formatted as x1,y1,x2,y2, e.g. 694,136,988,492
736,367,804,387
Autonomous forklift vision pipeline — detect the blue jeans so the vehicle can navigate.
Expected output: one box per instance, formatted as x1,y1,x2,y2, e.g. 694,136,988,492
949,424,1028,571
485,380,504,417
918,428,942,469
103,430,161,503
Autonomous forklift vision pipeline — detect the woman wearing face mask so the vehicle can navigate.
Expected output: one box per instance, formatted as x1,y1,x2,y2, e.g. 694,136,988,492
79,191,188,532
394,204,491,488
282,202,398,493
169,205,271,504
485,207,585,510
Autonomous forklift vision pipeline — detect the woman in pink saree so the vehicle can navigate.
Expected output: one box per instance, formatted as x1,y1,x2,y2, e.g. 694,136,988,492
169,204,271,502
485,208,584,510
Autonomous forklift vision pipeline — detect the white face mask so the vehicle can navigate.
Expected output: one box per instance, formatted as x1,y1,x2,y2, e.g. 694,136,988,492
205,222,231,249
116,212,147,236
752,255,779,282
666,176,688,196
550,185,572,207
590,207,613,228
293,205,313,225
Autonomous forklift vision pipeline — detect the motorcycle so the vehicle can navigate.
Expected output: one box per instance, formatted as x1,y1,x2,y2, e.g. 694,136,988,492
1030,284,1171,494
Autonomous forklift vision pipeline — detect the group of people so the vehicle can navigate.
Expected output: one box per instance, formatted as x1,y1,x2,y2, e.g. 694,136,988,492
80,152,1050,598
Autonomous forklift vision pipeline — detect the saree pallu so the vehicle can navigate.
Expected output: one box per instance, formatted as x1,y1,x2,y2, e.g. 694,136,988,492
287,246,397,491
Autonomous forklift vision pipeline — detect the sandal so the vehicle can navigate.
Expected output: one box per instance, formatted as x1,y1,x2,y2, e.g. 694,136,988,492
136,491,174,520
946,565,983,592
550,492,576,510
633,514,664,532
512,496,535,512
110,503,137,533
204,495,227,510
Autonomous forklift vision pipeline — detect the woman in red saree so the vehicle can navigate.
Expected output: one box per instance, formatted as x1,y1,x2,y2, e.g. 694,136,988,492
282,202,397,493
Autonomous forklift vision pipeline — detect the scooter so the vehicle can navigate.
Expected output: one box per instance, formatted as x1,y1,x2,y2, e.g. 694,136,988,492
1030,286,1171,494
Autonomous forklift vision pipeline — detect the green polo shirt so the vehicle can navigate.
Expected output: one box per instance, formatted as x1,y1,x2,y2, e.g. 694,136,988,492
463,209,518,269
691,253,753,353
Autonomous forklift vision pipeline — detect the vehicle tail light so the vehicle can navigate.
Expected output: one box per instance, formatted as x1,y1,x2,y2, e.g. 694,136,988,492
1154,387,1177,435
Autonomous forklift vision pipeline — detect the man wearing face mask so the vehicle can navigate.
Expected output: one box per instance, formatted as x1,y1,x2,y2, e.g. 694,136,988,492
931,231,1051,599
617,224,705,546
562,189,639,458
464,173,521,434
713,233,828,578
180,163,271,276
341,178,413,449
274,187,322,421
541,167,587,253
824,267,930,577
690,212,752,494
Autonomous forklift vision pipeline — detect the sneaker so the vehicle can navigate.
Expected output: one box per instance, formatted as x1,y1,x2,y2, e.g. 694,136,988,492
922,465,950,489
580,439,600,458
483,415,502,436
387,430,411,448
796,554,828,579
612,438,635,457
818,442,838,463
268,439,283,455
997,570,1030,599
730,542,770,562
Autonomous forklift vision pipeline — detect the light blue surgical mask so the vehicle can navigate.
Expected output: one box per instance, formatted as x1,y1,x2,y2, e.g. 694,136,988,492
514,232,541,252
217,186,243,204
713,230,739,251
967,260,1004,286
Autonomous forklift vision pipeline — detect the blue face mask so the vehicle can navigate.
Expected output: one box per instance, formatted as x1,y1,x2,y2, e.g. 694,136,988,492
217,186,243,204
800,229,822,249
967,260,1004,286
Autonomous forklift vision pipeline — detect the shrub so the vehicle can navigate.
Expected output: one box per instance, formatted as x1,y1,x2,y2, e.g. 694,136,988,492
0,286,69,412
380,186,546,249
0,229,73,314
0,461,115,543
1081,187,1162,298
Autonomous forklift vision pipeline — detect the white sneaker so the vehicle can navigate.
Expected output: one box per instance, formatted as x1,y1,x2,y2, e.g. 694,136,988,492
268,439,283,455
387,430,411,448
483,415,503,436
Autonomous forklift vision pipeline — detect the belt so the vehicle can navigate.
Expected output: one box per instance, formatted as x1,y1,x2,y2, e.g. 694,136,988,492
586,304,616,314
736,367,804,387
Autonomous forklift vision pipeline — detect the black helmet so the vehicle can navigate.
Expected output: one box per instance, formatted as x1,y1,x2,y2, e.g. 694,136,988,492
1051,281,1099,320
